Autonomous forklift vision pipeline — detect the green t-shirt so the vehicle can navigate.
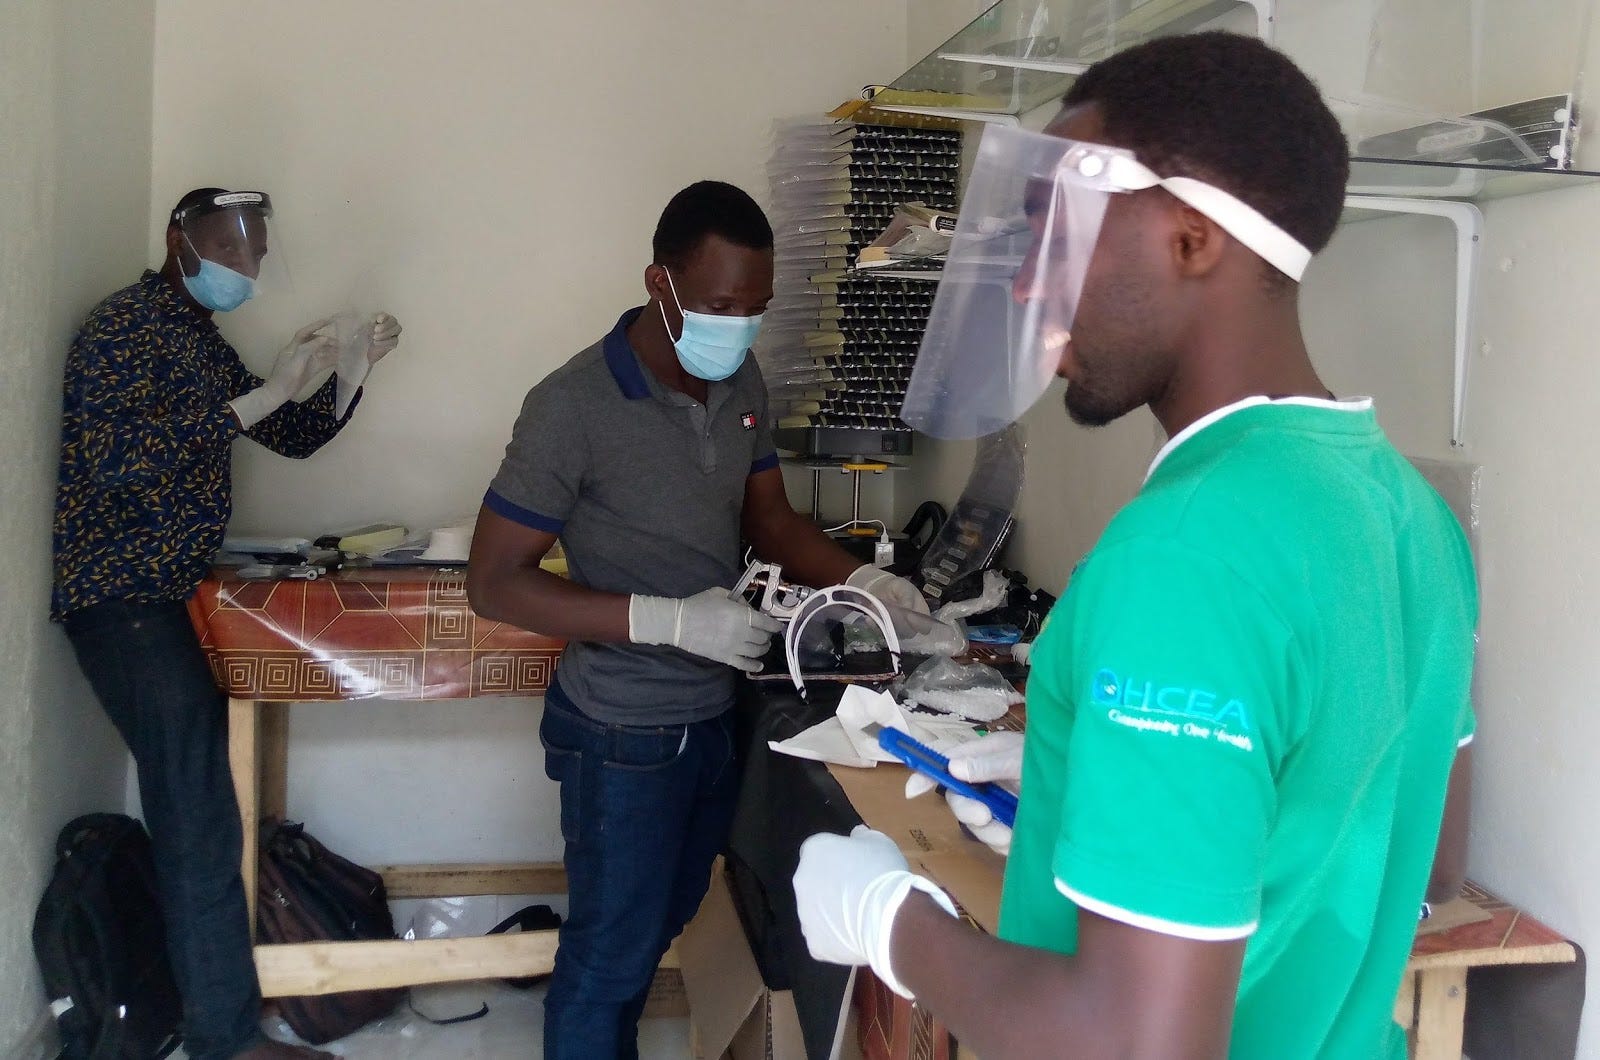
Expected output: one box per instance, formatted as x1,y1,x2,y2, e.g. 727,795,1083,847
998,398,1477,1059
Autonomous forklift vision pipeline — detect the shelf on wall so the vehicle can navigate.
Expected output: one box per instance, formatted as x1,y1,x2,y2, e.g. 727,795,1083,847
883,0,1272,116
1346,157,1600,204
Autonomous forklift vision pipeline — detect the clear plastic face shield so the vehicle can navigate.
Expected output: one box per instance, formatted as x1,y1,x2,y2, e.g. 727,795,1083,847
784,588,901,697
171,191,290,312
901,125,1312,440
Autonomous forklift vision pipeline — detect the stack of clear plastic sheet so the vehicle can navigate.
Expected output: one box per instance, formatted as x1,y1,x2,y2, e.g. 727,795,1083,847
757,118,962,435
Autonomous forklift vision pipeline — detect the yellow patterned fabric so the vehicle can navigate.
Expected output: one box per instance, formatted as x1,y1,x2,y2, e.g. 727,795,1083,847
51,271,356,620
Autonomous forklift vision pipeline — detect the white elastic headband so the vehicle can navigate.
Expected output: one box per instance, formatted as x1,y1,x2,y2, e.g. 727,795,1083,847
1085,151,1312,281
784,586,902,698
1159,177,1311,281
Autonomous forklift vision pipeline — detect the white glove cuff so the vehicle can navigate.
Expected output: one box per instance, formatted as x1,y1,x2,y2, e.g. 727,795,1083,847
866,871,958,1000
628,594,682,646
228,385,286,430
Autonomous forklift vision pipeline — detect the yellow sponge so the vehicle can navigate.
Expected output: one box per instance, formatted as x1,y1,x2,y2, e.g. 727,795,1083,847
337,524,407,555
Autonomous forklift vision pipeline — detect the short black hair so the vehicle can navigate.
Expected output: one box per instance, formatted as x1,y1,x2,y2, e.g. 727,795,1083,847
652,181,773,268
169,187,229,227
1063,33,1348,266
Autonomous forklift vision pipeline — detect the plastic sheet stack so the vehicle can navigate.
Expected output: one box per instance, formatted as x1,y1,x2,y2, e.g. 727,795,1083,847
759,119,962,453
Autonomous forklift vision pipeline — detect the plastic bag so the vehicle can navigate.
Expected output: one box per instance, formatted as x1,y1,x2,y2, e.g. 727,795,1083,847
920,425,1025,605
893,606,968,658
933,569,1012,625
404,896,498,941
901,655,1023,722
825,602,966,659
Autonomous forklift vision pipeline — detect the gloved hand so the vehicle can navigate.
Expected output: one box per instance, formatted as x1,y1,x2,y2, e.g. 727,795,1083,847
229,318,339,429
629,587,783,673
905,731,1025,856
793,825,958,998
847,565,930,635
364,312,402,364
334,313,403,417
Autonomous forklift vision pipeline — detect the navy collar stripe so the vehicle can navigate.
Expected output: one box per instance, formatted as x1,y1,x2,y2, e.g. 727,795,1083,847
603,307,652,400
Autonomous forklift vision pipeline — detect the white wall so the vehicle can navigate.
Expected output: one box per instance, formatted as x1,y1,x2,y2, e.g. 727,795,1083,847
0,0,154,1052
148,1,912,870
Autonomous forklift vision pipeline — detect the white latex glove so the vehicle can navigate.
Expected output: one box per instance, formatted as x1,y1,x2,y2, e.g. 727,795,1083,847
793,825,958,998
905,731,1025,856
847,565,930,624
364,312,402,365
630,587,783,673
334,313,402,418
229,318,338,429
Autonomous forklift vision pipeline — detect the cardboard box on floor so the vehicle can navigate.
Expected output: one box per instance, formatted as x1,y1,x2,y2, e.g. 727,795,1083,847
679,858,861,1060
644,965,689,1019
827,761,1006,1060
680,756,1006,1060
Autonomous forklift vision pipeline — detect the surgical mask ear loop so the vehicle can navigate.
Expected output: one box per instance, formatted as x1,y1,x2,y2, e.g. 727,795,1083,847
785,586,903,698
180,232,204,277
658,267,686,342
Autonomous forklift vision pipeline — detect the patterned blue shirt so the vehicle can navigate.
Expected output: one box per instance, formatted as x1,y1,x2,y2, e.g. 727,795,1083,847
51,270,357,619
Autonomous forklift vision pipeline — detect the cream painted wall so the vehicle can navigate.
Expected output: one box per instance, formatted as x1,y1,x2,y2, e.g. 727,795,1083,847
0,0,154,1052
147,1,911,869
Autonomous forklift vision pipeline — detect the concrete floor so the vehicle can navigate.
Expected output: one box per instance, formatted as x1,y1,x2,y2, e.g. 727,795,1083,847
177,982,693,1059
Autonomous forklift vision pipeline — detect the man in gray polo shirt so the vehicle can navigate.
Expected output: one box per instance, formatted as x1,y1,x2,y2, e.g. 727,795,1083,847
468,180,922,1060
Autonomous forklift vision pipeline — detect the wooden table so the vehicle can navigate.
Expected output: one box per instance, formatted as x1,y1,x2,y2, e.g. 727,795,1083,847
189,565,567,997
1396,880,1578,1059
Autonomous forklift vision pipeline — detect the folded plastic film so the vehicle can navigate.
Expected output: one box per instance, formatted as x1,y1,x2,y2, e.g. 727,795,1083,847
1407,456,1482,557
331,309,376,418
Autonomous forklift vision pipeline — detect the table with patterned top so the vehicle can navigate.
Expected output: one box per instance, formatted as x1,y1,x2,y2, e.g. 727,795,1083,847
189,565,568,997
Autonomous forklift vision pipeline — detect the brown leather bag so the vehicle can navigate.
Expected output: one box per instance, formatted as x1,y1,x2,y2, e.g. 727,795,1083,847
256,819,403,1044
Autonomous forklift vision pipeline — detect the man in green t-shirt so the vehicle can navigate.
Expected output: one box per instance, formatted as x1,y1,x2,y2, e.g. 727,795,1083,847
792,33,1476,1059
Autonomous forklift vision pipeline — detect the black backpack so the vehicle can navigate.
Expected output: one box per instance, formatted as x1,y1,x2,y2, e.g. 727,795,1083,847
32,813,182,1059
255,818,404,1044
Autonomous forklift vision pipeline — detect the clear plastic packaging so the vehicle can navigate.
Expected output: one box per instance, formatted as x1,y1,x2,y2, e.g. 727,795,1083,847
933,569,1013,625
920,425,1026,605
892,606,968,658
901,655,1023,723
403,895,499,941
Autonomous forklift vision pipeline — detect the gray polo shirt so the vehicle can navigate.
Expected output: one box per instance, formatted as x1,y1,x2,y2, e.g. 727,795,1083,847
485,307,779,725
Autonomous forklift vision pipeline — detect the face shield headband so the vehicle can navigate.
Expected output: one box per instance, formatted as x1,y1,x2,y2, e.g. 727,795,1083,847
900,125,1310,441
784,586,901,698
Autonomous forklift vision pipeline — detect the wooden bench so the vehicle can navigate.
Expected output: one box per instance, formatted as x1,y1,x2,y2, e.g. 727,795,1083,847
1396,880,1577,1059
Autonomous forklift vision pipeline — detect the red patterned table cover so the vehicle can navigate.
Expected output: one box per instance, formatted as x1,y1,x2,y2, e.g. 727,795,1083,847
187,566,564,701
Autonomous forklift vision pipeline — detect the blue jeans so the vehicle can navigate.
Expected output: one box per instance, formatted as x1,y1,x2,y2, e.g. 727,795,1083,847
540,678,740,1060
63,600,264,1060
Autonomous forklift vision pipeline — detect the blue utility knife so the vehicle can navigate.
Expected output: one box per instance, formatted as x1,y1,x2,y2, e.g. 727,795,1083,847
877,726,1018,828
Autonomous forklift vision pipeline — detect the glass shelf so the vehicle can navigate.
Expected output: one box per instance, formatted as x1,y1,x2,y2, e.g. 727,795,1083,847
878,0,1597,201
1345,157,1600,206
883,0,1268,115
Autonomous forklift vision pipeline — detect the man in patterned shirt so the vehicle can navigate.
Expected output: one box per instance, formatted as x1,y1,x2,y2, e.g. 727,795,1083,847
51,188,403,1060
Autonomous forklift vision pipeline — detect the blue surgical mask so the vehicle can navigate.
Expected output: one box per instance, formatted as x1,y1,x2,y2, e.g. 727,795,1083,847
659,269,762,381
181,238,255,312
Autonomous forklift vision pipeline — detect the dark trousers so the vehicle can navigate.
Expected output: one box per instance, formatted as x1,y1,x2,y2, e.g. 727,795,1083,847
540,678,740,1060
63,600,263,1060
